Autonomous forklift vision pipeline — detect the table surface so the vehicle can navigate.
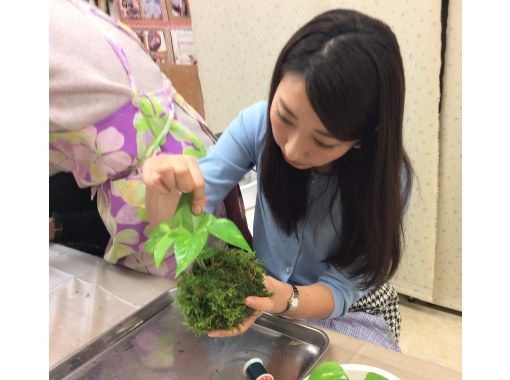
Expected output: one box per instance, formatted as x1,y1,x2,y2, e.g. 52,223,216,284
49,244,461,379
49,244,174,367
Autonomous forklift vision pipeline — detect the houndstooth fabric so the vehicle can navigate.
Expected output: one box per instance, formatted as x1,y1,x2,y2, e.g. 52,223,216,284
349,283,401,343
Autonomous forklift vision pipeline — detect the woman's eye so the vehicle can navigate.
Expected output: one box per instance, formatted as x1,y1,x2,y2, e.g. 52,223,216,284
314,139,336,150
277,110,292,125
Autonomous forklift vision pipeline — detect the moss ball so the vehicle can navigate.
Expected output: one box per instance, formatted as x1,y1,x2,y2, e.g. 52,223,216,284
176,248,271,335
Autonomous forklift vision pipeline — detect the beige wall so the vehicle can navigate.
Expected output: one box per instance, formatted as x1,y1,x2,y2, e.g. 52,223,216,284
189,0,461,309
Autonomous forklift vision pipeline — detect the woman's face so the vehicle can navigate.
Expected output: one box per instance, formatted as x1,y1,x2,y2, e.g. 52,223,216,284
269,74,358,174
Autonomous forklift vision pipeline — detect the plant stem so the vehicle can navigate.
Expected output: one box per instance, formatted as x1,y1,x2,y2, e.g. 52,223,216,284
196,256,206,270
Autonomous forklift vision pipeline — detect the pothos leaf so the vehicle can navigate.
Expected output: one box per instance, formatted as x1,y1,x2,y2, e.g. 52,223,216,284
145,222,172,254
197,213,214,230
142,108,254,271
153,221,172,236
144,233,162,255
174,229,208,277
170,194,186,227
207,218,253,253
171,193,201,231
154,234,176,269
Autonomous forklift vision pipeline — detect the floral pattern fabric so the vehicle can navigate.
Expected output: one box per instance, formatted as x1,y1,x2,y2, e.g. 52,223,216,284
49,1,224,279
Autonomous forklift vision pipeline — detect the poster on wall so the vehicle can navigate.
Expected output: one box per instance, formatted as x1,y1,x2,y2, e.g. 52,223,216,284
114,0,196,65
170,26,197,65
134,27,174,65
168,0,189,18
117,0,169,20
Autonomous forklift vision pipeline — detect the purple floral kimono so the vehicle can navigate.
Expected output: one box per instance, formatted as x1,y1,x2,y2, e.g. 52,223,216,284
49,0,249,279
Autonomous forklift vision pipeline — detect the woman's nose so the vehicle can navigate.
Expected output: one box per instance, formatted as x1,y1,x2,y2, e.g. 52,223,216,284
284,132,307,161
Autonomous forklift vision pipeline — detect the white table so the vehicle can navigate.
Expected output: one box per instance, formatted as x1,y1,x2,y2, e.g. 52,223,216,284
49,244,174,367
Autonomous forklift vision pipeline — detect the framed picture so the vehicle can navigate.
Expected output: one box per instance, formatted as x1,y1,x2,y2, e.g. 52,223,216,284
130,26,175,64
139,0,169,21
115,1,194,66
169,0,189,19
170,26,197,65
118,0,141,20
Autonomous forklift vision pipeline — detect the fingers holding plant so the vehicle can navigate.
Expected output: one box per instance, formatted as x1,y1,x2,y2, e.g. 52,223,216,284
262,275,294,315
206,275,296,338
207,296,271,338
143,154,206,215
143,124,270,338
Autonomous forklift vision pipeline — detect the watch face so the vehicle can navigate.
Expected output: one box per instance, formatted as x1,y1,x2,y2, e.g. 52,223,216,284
290,297,299,308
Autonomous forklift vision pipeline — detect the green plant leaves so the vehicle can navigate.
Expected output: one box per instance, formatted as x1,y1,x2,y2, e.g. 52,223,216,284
154,233,176,269
207,218,253,253
145,221,173,268
197,213,214,230
137,96,253,274
174,228,208,277
146,222,170,251
171,193,200,231
146,192,253,274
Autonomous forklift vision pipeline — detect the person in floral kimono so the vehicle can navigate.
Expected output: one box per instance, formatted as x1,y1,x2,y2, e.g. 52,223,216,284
49,0,249,279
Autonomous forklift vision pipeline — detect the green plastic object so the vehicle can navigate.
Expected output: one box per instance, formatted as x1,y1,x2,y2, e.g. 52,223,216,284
365,372,388,380
308,361,349,380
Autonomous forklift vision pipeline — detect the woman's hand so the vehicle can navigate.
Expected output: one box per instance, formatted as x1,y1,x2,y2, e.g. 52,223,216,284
142,154,206,215
207,275,293,338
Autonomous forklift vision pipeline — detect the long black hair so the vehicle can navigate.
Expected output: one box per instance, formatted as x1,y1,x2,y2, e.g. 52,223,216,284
260,9,413,288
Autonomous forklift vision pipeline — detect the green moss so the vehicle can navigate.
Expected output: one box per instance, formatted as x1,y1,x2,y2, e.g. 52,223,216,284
176,248,272,336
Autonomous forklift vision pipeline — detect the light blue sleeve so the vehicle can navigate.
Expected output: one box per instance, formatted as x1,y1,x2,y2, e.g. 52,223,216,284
317,266,369,318
198,101,268,214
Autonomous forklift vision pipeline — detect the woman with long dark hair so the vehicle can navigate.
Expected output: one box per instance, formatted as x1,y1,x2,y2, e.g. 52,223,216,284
143,9,413,350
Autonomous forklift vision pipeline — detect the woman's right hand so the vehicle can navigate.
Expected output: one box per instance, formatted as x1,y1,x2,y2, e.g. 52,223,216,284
142,154,206,215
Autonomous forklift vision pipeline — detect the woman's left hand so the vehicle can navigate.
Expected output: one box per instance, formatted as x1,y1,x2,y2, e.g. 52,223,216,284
207,275,292,338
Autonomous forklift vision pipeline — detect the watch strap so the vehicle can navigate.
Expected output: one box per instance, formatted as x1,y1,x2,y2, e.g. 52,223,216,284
274,283,299,317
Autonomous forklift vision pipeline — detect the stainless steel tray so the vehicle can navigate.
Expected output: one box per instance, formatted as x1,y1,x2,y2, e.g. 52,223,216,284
50,288,329,380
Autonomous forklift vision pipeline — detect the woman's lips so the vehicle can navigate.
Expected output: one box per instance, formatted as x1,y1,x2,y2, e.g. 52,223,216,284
285,157,306,168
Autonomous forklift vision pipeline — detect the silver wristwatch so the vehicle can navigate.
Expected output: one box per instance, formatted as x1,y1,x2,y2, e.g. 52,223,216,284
275,283,299,316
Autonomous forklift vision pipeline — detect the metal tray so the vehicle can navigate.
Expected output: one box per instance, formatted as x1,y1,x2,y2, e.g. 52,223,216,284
50,288,329,380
